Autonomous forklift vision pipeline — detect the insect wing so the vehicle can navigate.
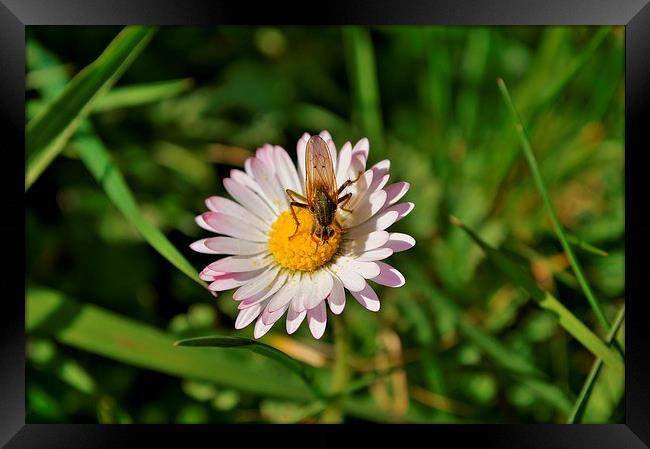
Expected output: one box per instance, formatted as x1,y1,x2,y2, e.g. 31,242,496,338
305,135,338,204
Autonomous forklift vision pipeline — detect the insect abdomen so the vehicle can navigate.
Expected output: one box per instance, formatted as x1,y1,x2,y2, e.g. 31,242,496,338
313,190,336,226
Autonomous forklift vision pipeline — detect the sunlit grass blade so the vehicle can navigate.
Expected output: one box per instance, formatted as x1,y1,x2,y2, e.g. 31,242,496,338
27,287,313,401
342,26,384,151
70,136,204,287
451,216,623,374
497,77,612,333
174,336,321,396
568,305,625,423
25,26,156,191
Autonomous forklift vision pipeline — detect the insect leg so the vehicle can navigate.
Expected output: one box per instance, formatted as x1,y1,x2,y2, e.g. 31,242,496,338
336,170,363,195
337,192,353,213
310,222,320,254
286,189,308,203
288,201,309,239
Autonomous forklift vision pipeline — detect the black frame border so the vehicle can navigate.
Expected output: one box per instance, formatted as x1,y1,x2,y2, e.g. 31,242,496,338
6,1,649,447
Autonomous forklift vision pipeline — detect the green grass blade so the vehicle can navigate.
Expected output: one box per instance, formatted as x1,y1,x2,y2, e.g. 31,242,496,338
92,78,193,112
568,305,625,423
342,26,384,151
27,287,314,401
565,233,609,257
452,216,623,374
71,136,204,287
25,26,156,191
497,77,612,333
175,336,319,395
28,79,193,119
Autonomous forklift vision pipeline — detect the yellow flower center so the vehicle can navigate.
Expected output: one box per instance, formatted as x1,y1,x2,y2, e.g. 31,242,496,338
268,208,342,272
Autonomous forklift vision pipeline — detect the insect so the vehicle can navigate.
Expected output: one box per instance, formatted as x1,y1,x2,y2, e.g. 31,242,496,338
286,135,361,250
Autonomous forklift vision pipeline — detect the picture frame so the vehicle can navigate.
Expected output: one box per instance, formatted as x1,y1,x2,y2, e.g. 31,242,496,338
5,0,649,447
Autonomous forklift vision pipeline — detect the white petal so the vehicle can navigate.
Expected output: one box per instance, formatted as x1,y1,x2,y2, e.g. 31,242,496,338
202,237,267,255
328,263,365,292
327,275,346,315
249,156,288,212
297,133,310,192
335,142,353,187
231,169,281,216
340,169,373,213
383,182,410,207
254,312,277,339
223,178,276,224
208,270,262,291
273,145,301,192
200,266,225,281
340,189,387,228
286,308,307,334
235,303,262,329
384,233,416,253
205,196,267,231
201,212,268,242
346,202,414,238
304,270,333,310
347,260,381,278
237,270,288,307
233,265,280,300
351,230,390,253
352,138,369,163
372,261,406,288
318,130,333,142
307,301,327,339
350,282,380,312
190,238,215,254
357,247,393,262
208,254,271,273
291,273,315,313
261,302,289,326
267,273,301,312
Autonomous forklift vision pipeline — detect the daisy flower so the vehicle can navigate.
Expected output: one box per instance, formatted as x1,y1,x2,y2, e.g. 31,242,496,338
191,131,415,339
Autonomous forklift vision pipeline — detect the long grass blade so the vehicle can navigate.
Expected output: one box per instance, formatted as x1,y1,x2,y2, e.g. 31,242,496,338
567,305,625,423
175,336,320,396
451,216,623,374
342,26,384,151
71,136,204,287
497,77,612,333
26,26,156,191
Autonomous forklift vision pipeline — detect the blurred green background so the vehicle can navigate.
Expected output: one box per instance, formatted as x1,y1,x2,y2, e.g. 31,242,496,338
25,25,624,424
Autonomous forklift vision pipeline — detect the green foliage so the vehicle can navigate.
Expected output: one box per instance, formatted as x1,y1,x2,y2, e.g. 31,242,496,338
26,25,624,423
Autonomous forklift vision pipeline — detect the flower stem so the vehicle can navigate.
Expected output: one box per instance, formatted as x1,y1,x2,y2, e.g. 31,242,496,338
320,317,350,423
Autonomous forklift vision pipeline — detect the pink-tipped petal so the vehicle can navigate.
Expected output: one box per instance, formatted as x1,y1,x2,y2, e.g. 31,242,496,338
297,134,310,191
203,237,266,255
286,308,307,334
384,233,416,253
372,261,406,288
233,266,280,300
267,274,301,312
235,303,262,329
208,254,271,273
201,212,268,242
254,314,276,339
350,282,380,312
352,137,369,163
307,301,327,339
208,270,262,291
190,238,215,254
205,196,267,231
327,276,346,315
262,302,289,326
383,182,410,207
